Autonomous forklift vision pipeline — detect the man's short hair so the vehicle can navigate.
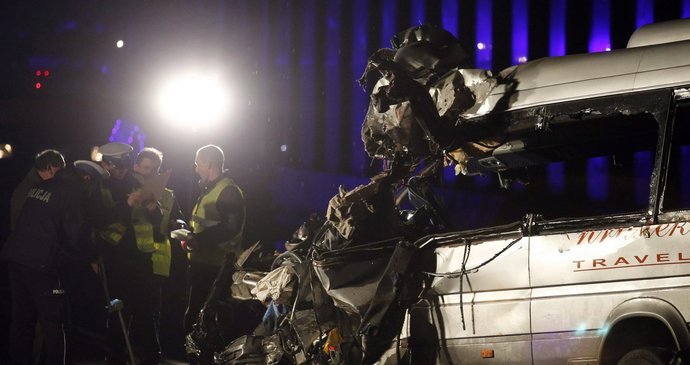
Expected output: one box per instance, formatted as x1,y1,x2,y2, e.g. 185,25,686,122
135,147,163,167
34,149,66,171
196,144,224,170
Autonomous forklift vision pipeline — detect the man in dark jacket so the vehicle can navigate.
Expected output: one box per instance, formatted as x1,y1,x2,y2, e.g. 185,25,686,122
10,149,66,230
1,161,106,364
184,145,246,328
183,144,248,362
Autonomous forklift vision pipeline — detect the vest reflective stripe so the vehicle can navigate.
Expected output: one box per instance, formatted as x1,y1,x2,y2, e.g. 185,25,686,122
131,194,156,253
152,240,171,276
189,177,245,267
100,223,126,245
152,188,174,277
133,222,156,253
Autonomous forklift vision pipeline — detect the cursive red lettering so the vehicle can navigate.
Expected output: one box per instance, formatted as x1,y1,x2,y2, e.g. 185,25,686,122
588,231,603,244
640,226,652,238
669,222,689,236
655,224,672,237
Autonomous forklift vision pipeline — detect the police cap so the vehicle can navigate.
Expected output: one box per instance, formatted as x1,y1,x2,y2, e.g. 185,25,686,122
74,160,110,179
98,142,133,168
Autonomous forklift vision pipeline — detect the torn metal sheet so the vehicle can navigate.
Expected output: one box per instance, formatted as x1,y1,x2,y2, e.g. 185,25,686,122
251,264,296,305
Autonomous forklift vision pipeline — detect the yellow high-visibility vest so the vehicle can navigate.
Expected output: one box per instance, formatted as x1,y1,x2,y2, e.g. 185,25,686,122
151,188,175,277
189,177,245,267
131,201,156,253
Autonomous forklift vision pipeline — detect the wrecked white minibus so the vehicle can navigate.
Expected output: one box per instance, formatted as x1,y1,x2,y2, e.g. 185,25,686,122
189,19,690,365
373,18,690,365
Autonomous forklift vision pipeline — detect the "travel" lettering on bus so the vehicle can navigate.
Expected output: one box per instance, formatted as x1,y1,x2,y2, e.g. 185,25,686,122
573,252,690,271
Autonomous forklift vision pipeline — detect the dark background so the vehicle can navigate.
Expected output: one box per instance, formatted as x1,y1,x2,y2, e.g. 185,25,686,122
1,0,689,361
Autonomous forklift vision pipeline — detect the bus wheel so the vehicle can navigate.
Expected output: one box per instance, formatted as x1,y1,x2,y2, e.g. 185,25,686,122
617,347,674,365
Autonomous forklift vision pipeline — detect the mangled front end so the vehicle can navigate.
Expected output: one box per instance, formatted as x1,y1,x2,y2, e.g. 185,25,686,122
359,24,504,174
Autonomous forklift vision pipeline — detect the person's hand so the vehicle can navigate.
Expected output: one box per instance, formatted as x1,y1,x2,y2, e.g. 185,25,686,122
144,199,159,212
127,190,142,207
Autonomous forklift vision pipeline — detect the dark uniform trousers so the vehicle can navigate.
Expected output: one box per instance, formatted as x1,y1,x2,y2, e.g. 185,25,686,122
183,261,220,334
104,250,160,364
8,262,70,365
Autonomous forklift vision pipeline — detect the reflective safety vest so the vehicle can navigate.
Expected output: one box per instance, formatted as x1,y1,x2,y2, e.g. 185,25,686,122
190,177,245,267
131,200,156,254
151,188,174,277
130,172,175,276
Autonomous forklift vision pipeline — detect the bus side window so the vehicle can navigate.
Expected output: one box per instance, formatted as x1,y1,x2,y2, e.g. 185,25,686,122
663,103,690,211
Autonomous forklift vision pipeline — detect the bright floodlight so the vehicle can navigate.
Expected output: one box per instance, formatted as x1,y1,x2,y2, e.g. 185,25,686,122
156,72,231,128
116,40,124,48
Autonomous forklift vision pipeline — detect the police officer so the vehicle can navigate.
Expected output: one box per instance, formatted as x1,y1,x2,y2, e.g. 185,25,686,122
183,145,246,341
132,147,177,279
96,142,161,364
1,159,107,364
10,149,66,230
131,147,180,351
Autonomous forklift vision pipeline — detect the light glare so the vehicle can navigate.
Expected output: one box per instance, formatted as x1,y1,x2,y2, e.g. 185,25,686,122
156,72,232,128
116,40,124,48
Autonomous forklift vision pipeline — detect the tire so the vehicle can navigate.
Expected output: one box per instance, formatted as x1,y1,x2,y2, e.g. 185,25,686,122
617,347,674,365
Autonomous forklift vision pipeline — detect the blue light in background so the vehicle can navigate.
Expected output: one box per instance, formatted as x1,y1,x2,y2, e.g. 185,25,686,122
589,0,611,52
381,0,397,48
474,174,491,187
683,0,690,18
550,0,566,56
444,166,456,185
442,0,459,38
475,0,492,69
636,0,654,29
273,3,292,67
512,0,528,64
57,20,78,32
351,0,368,174
587,157,609,200
548,162,565,194
324,0,342,170
439,0,458,185
411,0,426,25
108,119,145,150
299,0,317,168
